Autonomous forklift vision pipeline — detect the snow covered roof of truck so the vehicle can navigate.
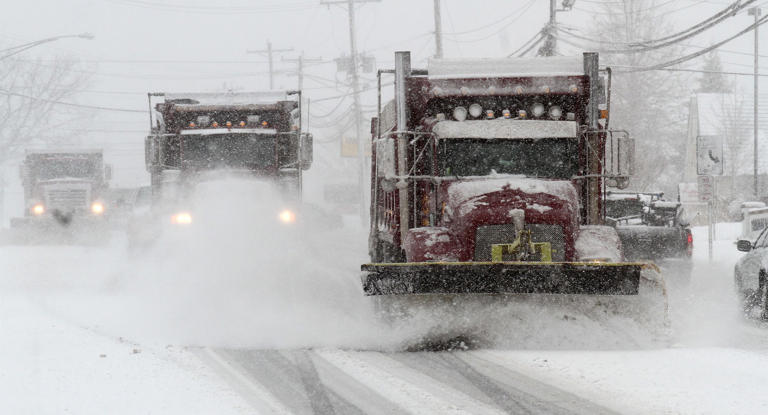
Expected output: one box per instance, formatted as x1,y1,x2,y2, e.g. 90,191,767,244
427,56,585,79
162,91,291,106
433,120,578,139
25,149,103,155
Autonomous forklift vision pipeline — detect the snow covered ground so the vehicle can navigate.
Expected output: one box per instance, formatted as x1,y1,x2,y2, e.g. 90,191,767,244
0,246,251,414
3,194,768,414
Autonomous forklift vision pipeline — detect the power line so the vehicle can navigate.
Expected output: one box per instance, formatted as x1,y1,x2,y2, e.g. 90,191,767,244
507,29,544,57
624,14,768,71
574,0,693,16
21,58,272,64
609,64,768,77
103,0,316,14
0,90,147,113
559,0,755,54
442,0,537,37
445,0,538,44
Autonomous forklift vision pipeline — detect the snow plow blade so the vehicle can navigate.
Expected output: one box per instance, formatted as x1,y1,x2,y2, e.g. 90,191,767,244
361,261,652,296
362,262,669,348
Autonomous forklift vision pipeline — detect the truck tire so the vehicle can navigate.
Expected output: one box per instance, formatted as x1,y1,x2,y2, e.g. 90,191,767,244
760,270,768,320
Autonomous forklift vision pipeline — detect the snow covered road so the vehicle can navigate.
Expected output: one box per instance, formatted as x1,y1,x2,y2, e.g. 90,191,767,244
3,223,768,414
203,348,616,415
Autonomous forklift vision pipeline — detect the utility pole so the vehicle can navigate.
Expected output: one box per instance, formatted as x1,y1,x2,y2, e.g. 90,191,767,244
283,53,322,130
321,0,380,222
538,0,575,57
433,0,444,58
247,40,293,90
749,6,762,198
283,53,323,92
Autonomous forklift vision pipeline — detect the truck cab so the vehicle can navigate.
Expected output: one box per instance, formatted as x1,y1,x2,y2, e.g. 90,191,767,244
10,150,111,244
144,92,313,223
363,51,648,297
16,150,110,225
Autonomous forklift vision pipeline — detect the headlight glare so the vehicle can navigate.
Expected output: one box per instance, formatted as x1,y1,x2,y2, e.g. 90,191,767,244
171,212,192,225
279,209,296,224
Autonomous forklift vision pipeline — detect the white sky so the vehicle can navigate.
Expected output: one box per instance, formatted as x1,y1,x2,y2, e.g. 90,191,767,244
0,0,764,187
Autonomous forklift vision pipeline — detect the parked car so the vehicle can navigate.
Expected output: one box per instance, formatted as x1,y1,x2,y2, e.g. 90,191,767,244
735,227,768,319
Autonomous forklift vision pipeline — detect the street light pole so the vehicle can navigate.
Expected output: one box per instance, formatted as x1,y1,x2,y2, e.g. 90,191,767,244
0,33,94,61
749,7,762,198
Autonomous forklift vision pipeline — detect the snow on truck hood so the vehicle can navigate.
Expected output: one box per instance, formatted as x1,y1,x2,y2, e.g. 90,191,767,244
433,119,578,140
446,175,579,210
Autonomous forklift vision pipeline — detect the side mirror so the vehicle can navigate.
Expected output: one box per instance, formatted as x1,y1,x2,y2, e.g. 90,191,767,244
104,164,113,181
618,134,635,176
300,133,313,170
737,240,753,252
605,131,634,189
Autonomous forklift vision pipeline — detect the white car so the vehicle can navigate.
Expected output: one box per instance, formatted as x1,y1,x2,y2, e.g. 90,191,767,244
734,227,768,318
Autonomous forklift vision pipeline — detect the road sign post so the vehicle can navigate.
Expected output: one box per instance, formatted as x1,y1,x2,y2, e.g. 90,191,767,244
698,175,715,261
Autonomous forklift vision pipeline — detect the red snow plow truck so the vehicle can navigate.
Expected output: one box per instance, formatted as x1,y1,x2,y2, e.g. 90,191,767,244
362,52,666,324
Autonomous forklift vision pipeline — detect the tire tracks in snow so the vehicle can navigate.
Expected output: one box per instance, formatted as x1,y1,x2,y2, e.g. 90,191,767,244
203,347,616,414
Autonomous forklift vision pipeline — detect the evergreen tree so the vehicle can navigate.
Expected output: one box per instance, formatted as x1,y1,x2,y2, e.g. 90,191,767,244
697,52,732,93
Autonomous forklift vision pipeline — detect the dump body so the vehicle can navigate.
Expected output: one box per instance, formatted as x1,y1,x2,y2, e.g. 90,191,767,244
363,52,644,296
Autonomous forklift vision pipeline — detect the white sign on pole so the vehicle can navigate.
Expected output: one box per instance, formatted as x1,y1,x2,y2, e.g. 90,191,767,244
678,182,699,204
696,135,724,176
697,175,714,202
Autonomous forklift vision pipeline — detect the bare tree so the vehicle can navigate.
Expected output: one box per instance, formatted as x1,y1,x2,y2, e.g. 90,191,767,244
0,55,91,166
0,52,91,223
580,0,694,195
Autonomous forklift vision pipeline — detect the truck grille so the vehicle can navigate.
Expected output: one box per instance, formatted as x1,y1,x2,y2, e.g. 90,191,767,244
474,224,566,261
46,189,88,210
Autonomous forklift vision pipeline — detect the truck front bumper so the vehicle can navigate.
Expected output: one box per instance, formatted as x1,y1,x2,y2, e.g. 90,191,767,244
361,261,655,296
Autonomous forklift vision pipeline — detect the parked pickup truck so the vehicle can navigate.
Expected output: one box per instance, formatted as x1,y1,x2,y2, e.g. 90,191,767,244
606,191,693,283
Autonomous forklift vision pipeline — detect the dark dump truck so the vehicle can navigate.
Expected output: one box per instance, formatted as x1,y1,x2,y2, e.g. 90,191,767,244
127,91,315,247
11,149,112,243
606,191,693,283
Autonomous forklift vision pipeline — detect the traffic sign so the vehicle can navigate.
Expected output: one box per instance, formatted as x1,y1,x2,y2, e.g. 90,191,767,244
697,175,714,202
696,135,724,176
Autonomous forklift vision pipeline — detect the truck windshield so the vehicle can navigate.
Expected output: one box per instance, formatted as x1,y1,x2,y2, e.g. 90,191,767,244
441,137,578,179
33,158,97,180
181,134,276,170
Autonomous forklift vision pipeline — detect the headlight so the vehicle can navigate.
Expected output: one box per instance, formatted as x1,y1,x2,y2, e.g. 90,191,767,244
468,103,483,118
91,202,105,215
531,103,545,117
583,258,610,263
548,106,563,120
32,204,45,216
279,209,296,224
453,106,468,121
171,212,192,225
